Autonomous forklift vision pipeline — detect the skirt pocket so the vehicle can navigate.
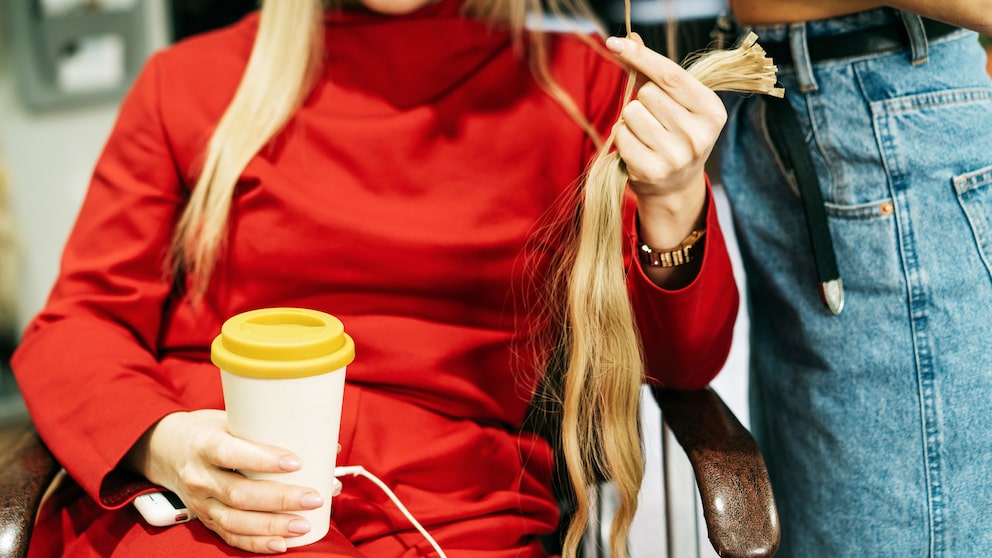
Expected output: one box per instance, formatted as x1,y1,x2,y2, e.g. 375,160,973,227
953,163,992,282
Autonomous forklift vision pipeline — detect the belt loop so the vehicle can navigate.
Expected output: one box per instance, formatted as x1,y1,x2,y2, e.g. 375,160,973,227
899,11,930,65
788,22,819,93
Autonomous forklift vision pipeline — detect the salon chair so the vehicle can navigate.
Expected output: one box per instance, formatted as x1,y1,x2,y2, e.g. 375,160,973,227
526,373,780,558
0,382,777,558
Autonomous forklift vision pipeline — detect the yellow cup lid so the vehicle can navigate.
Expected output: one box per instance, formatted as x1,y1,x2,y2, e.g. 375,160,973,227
211,307,355,379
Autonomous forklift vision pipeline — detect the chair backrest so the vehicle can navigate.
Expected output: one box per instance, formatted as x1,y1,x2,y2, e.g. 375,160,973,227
0,412,60,558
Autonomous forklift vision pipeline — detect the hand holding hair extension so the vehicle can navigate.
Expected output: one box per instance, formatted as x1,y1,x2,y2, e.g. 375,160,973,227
558,31,783,558
683,32,785,98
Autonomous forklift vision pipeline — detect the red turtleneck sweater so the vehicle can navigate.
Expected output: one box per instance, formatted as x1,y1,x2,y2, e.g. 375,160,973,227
13,3,737,556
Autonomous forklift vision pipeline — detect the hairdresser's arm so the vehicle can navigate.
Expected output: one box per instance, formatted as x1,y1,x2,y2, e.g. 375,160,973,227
604,34,727,289
730,0,992,35
885,0,992,34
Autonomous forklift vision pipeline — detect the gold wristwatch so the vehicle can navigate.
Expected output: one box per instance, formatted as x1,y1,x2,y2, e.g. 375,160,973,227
638,229,706,268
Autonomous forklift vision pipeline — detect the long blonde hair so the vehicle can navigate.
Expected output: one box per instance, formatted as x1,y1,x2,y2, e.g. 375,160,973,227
170,0,324,289
170,2,780,556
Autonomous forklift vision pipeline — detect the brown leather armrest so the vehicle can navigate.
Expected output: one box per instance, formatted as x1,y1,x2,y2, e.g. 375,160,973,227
653,386,780,558
0,414,60,558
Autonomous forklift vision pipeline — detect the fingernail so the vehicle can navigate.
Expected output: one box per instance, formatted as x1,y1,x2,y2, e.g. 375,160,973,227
301,492,323,508
280,456,302,471
606,36,628,54
268,539,287,553
288,519,312,534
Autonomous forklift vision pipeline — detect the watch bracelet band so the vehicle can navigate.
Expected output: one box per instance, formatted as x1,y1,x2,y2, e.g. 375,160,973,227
638,229,706,268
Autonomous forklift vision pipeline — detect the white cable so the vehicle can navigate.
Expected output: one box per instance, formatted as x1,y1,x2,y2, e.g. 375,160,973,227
334,465,448,558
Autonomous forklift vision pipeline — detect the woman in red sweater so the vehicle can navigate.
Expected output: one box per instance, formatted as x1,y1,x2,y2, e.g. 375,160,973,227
11,0,737,556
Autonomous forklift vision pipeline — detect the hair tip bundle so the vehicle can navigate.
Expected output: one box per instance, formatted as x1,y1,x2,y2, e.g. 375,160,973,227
685,30,785,98
739,31,760,49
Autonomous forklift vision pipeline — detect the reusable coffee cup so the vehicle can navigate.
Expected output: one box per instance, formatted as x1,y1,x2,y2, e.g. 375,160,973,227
211,307,355,547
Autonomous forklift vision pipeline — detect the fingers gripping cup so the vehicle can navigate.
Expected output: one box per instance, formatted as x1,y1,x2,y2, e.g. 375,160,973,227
211,307,355,548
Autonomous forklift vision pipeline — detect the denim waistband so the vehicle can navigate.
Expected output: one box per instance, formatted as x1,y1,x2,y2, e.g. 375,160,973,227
746,7,902,43
744,8,961,92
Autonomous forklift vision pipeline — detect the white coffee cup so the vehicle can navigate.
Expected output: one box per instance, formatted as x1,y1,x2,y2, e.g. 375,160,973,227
211,307,355,547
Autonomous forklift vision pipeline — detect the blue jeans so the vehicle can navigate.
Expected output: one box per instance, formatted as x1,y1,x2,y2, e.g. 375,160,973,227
719,9,992,557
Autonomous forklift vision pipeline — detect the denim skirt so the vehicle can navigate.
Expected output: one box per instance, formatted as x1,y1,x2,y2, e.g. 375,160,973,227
718,8,992,557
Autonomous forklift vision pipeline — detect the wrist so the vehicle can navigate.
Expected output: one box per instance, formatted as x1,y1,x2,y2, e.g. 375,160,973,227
125,412,185,484
635,182,707,250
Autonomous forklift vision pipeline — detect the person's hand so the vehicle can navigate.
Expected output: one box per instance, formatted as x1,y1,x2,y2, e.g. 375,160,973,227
605,33,727,252
126,410,324,554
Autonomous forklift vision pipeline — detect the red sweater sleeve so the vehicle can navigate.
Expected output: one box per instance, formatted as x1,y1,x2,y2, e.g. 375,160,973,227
11,53,193,508
626,179,740,390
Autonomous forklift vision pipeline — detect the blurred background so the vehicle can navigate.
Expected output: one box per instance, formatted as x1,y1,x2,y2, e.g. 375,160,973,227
0,0,252,414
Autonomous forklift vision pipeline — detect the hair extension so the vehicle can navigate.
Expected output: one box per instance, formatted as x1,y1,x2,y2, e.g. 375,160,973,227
557,25,782,558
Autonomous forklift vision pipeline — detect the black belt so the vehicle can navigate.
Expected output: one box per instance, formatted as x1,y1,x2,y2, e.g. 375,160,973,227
763,96,845,315
760,17,960,64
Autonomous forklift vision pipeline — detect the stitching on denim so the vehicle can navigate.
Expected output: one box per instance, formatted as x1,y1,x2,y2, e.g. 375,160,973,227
953,163,992,190
879,137,947,558
878,88,992,115
801,93,843,203
823,199,894,219
952,164,992,286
